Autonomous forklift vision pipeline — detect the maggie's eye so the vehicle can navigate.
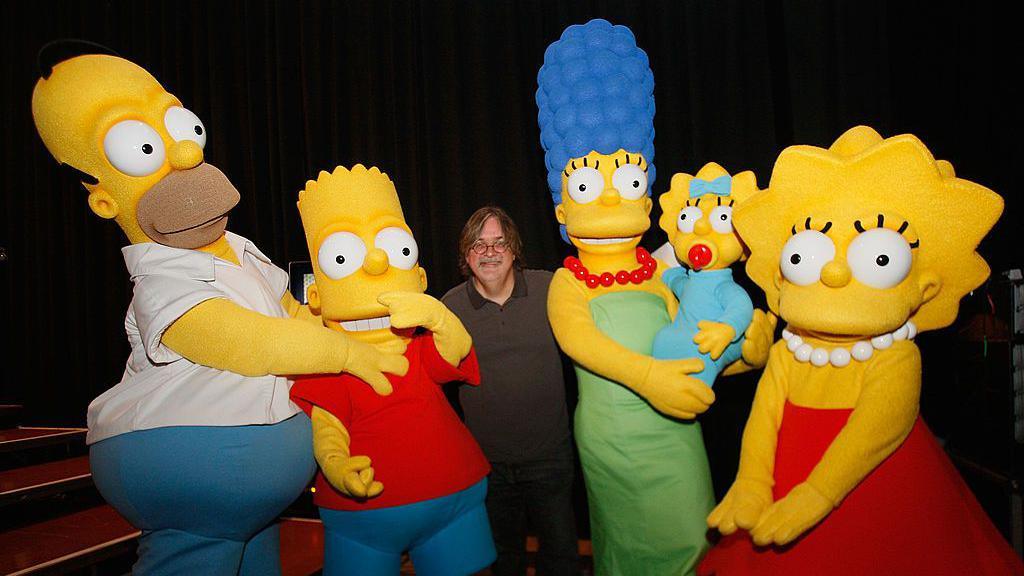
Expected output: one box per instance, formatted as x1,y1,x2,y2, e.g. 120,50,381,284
847,228,912,288
567,167,604,204
709,206,733,233
677,206,703,234
612,164,647,200
318,232,367,279
780,230,835,286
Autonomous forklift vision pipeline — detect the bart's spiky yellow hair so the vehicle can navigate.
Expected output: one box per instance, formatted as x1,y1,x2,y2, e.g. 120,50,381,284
735,126,1003,332
658,162,760,239
297,164,403,239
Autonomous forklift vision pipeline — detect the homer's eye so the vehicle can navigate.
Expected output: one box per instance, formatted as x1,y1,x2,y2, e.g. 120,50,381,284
375,227,419,270
677,206,703,234
847,228,912,288
164,106,207,148
103,120,166,177
612,164,647,200
780,230,835,286
566,166,604,204
709,206,733,233
318,232,367,279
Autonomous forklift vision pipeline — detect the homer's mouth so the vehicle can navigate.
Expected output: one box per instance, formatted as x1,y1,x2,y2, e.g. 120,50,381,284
136,163,241,249
339,316,392,332
576,236,636,245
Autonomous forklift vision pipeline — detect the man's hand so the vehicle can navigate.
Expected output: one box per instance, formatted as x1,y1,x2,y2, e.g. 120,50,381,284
378,292,472,366
741,309,777,368
707,478,774,535
342,337,408,396
634,357,713,419
694,321,736,360
750,482,833,546
321,454,384,499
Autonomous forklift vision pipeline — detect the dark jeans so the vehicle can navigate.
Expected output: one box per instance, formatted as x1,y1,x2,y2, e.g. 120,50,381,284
487,457,579,576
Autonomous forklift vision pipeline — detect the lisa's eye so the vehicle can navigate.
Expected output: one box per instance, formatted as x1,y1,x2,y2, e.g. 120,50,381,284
567,167,604,204
780,230,835,286
375,227,418,270
612,164,647,200
103,120,166,177
709,206,733,233
318,232,367,279
164,106,207,148
847,228,912,288
677,206,703,234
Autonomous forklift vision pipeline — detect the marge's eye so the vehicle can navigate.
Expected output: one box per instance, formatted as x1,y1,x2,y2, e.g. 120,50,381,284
780,230,835,286
847,228,912,288
612,164,647,200
677,206,703,234
567,167,604,204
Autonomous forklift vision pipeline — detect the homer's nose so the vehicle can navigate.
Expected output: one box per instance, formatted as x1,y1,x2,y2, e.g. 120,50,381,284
820,259,852,288
168,140,204,170
694,219,712,235
363,248,390,276
599,188,621,206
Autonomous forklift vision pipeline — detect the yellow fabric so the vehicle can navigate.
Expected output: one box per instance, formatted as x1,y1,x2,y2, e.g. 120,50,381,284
377,292,471,366
311,406,383,498
693,320,736,360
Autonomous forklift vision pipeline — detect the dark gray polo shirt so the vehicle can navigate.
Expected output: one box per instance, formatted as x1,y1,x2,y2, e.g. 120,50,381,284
442,269,572,463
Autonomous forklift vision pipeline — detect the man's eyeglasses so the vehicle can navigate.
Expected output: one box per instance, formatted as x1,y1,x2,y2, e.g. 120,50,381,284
471,239,509,254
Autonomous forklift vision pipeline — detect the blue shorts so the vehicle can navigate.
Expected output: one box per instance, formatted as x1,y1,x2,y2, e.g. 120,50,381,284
319,478,495,576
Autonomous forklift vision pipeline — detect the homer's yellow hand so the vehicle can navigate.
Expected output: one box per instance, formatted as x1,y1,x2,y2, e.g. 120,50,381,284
741,309,777,368
636,357,713,419
750,482,833,546
707,478,773,535
377,292,472,366
694,321,736,360
342,337,408,396
312,407,383,499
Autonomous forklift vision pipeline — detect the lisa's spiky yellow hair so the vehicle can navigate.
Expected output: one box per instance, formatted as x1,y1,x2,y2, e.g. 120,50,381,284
297,164,403,239
658,162,759,239
734,126,1003,332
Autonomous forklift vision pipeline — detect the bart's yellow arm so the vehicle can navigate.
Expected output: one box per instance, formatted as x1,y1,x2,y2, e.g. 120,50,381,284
547,268,712,419
377,292,472,367
162,298,407,394
749,341,921,546
311,406,382,498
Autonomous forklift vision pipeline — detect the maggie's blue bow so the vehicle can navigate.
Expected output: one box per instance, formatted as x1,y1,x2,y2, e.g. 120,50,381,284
689,175,732,198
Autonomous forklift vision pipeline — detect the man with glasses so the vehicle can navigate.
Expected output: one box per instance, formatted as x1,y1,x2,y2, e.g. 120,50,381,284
442,206,579,576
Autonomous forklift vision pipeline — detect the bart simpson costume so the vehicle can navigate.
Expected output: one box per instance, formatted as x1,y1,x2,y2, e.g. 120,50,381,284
700,126,1024,575
31,42,406,576
288,166,495,576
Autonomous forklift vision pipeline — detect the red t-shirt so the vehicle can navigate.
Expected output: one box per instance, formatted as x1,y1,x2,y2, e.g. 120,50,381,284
290,333,490,511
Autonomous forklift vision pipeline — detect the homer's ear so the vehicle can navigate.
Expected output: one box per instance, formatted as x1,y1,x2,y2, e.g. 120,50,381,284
87,189,119,219
307,284,321,314
418,267,428,292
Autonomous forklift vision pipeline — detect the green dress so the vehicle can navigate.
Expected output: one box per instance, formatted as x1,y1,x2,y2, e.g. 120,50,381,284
576,291,714,576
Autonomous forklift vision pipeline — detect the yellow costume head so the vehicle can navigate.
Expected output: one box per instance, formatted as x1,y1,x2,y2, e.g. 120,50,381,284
735,126,1002,336
555,149,654,257
31,42,239,249
298,165,427,343
658,162,759,271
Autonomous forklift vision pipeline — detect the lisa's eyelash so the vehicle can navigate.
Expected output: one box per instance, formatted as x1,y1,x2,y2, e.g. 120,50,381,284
790,216,833,236
853,213,920,249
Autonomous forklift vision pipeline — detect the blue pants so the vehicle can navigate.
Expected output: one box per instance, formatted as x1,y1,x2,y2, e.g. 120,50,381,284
319,478,496,576
90,414,316,576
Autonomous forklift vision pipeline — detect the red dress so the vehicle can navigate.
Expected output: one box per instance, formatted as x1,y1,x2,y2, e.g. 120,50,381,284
700,402,1023,575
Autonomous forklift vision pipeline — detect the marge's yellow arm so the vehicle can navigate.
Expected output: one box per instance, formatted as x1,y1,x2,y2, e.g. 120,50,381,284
163,298,355,376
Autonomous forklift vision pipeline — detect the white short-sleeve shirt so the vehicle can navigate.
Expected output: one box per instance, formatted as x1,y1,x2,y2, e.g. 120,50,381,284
86,232,301,444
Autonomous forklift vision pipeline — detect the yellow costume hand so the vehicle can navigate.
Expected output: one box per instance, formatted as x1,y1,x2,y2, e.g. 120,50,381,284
378,292,472,367
694,321,736,360
750,482,833,546
321,454,385,499
740,309,777,368
341,337,408,396
636,357,713,419
707,478,773,535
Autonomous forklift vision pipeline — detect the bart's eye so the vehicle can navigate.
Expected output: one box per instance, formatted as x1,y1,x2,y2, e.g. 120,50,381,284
375,227,418,270
103,120,166,177
164,106,207,148
847,228,912,288
318,232,367,279
780,230,835,286
709,206,733,233
677,206,703,234
612,164,647,200
567,167,604,204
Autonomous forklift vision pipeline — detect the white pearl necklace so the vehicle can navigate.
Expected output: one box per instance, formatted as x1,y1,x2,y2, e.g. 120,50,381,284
781,321,917,368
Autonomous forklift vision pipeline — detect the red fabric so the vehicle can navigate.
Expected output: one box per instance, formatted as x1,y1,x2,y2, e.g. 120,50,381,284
290,333,489,511
700,402,1023,575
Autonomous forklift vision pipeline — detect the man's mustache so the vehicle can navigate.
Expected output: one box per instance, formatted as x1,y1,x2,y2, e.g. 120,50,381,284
478,257,503,265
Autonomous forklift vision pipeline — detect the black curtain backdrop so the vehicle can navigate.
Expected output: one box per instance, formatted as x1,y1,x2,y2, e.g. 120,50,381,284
3,1,1022,509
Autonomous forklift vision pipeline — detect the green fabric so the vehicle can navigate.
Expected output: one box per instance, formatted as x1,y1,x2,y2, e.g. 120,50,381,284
575,290,714,576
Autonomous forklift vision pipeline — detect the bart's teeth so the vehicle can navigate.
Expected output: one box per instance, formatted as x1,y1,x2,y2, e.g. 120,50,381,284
340,316,392,332
578,237,633,245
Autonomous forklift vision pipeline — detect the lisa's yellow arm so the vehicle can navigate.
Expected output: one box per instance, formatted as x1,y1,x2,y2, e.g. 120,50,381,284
311,406,382,498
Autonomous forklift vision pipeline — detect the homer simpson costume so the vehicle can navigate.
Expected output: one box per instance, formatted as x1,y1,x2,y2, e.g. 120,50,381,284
700,126,1024,575
31,42,406,575
289,166,495,576
537,20,771,575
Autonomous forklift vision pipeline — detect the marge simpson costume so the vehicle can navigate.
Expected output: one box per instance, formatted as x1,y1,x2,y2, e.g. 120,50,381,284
700,127,1024,575
536,21,769,575
31,42,405,576
289,166,495,576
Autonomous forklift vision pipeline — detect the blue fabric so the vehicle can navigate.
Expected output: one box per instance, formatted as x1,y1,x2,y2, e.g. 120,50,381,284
89,414,316,576
652,267,753,387
319,478,495,576
689,175,732,198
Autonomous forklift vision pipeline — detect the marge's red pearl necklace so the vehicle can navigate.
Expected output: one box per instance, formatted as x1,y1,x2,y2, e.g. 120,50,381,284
564,247,658,289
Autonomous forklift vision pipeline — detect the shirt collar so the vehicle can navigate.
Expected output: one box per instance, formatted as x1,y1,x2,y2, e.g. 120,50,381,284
467,268,527,309
122,231,269,281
